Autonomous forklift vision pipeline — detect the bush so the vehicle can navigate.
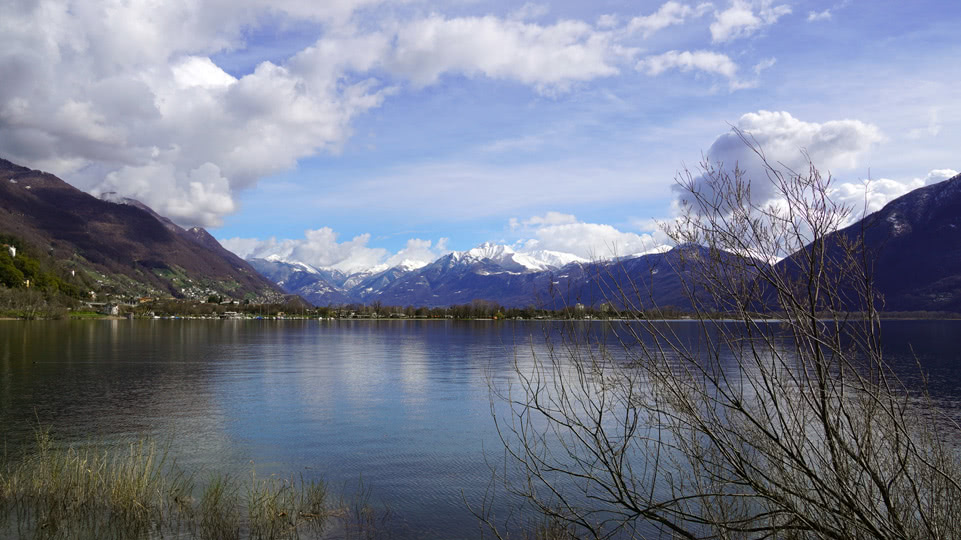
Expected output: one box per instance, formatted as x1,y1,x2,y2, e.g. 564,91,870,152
488,134,961,539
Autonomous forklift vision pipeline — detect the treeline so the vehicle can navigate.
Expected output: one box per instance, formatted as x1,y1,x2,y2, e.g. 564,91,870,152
311,300,691,320
134,296,696,320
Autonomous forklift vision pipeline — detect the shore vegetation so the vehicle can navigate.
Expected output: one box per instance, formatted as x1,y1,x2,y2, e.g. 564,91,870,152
0,428,384,540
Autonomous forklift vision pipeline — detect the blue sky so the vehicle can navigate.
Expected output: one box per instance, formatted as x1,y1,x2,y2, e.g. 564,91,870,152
1,0,958,272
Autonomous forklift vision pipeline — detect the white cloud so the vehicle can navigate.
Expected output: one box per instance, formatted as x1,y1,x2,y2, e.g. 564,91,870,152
221,229,449,274
710,0,791,43
923,169,959,184
385,15,630,91
830,178,924,217
638,49,738,79
512,212,664,260
807,1,849,22
0,0,399,227
627,1,713,38
679,110,884,207
753,57,777,76
514,211,579,228
0,3,640,227
732,110,883,170
830,168,958,218
385,238,451,268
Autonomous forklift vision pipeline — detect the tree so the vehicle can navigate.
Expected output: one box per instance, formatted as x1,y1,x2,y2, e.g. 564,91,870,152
0,255,25,287
486,132,961,539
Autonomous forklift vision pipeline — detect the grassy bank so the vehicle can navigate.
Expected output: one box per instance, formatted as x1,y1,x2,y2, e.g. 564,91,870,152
0,429,381,539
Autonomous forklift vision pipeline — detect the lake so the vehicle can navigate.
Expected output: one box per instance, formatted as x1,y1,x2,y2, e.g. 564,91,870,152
1,319,960,538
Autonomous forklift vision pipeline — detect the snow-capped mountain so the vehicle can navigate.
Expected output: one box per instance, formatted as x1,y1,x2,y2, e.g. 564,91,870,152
245,240,754,310
247,257,352,305
445,243,589,273
246,242,599,306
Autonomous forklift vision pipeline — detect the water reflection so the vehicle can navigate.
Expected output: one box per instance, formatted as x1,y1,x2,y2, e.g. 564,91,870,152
1,319,959,538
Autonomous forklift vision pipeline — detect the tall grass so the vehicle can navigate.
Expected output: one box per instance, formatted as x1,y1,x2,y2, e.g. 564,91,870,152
0,428,379,539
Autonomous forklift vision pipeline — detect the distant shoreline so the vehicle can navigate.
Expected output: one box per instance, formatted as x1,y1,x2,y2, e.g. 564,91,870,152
1,315,960,322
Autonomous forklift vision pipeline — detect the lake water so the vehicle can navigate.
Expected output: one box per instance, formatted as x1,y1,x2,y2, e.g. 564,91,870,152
1,319,960,538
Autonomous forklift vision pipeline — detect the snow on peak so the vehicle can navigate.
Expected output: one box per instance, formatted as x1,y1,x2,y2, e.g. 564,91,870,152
520,249,589,270
395,258,430,271
463,242,516,261
263,254,320,274
447,243,588,272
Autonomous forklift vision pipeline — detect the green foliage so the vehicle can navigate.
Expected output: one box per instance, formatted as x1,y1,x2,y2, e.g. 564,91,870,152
0,253,24,288
0,234,88,306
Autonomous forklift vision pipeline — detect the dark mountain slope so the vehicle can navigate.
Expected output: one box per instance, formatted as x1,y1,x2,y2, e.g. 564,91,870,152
0,158,282,300
545,245,761,312
773,172,961,312
852,173,961,311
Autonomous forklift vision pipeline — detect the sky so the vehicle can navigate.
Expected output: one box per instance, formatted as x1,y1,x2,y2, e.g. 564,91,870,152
1,0,959,273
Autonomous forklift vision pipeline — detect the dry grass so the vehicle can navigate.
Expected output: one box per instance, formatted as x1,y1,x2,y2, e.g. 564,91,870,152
0,428,379,539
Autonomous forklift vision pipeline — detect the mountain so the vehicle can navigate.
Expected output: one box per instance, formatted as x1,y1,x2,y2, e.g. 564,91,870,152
248,243,589,307
243,172,961,313
789,171,961,312
247,257,352,305
545,245,755,312
370,244,555,307
247,241,714,310
0,158,282,301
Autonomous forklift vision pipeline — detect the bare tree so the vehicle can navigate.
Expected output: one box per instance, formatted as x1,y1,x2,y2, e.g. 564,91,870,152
486,132,961,539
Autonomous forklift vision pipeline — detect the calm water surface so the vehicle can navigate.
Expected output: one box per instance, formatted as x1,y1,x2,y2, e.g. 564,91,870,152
1,319,960,538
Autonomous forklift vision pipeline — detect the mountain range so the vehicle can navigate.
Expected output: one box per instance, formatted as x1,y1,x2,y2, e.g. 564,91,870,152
0,159,282,301
2,157,959,313
249,173,961,312
248,241,749,310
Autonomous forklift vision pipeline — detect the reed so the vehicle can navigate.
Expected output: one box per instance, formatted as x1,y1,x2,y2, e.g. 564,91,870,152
0,428,341,539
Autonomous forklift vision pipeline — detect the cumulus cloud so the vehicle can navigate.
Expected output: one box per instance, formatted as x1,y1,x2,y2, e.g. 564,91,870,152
512,213,665,260
710,0,791,42
626,1,713,38
0,0,399,227
221,229,449,274
638,50,738,79
829,168,959,218
384,15,630,90
677,110,884,208
830,178,924,217
0,2,641,228
923,169,960,184
1,0,799,229
385,238,450,267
